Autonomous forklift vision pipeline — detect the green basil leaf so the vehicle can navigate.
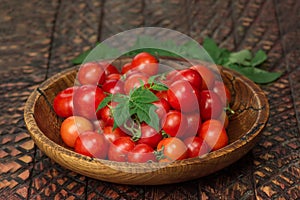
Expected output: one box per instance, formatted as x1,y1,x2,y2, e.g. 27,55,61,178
227,49,252,66
148,105,160,131
228,65,282,84
96,95,112,111
251,50,267,67
131,87,158,103
150,83,168,91
203,37,222,62
112,101,130,128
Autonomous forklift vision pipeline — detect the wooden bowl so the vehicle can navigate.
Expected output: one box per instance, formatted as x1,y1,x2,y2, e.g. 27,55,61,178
24,58,269,185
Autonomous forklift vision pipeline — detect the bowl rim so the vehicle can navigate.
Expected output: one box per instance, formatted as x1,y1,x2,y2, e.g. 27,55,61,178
24,61,269,173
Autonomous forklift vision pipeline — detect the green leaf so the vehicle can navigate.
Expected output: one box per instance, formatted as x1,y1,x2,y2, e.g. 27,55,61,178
148,105,160,131
96,95,112,111
71,49,92,64
112,101,130,128
130,87,158,103
150,83,168,91
202,37,222,62
251,50,267,67
227,49,252,66
228,65,282,84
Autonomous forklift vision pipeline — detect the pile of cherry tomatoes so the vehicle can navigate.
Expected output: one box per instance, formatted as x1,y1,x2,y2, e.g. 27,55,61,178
53,52,231,163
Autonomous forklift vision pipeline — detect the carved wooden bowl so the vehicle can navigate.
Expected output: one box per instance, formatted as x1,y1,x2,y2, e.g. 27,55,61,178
24,58,269,185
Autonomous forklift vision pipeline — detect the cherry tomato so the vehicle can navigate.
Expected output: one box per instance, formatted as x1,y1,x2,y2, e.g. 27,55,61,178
92,119,106,132
127,144,157,163
152,98,170,120
73,85,106,120
102,79,125,94
131,52,159,76
199,90,223,121
184,136,210,158
167,80,200,113
190,65,215,90
74,131,108,159
184,113,201,138
108,137,135,162
121,62,134,74
175,69,203,89
137,123,163,149
53,86,78,118
157,137,188,162
60,116,94,148
99,62,119,75
123,73,148,94
78,62,105,85
106,73,122,81
198,119,228,151
213,81,231,106
155,90,168,101
98,103,114,126
103,126,127,143
162,110,188,138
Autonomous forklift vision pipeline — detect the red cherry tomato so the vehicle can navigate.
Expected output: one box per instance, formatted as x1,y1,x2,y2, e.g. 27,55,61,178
136,123,163,149
106,73,122,81
123,73,148,94
60,116,94,148
199,90,223,121
121,62,134,74
155,90,168,101
74,131,108,159
175,69,203,89
198,119,228,151
152,98,170,120
157,137,188,162
102,79,125,94
98,62,119,75
127,144,157,163
98,103,114,126
184,113,202,138
131,52,159,76
190,65,215,90
162,110,188,138
78,62,105,85
108,137,135,162
213,81,231,106
53,86,78,118
167,80,200,113
73,85,106,120
183,136,210,158
103,126,127,143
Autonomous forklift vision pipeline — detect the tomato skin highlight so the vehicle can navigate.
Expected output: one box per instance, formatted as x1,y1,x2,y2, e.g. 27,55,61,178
157,137,188,162
175,69,203,89
198,119,228,151
74,131,108,159
108,137,135,162
53,86,78,118
60,116,94,148
127,144,157,163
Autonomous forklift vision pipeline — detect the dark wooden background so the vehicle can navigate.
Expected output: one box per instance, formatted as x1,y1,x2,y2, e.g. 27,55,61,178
0,0,299,199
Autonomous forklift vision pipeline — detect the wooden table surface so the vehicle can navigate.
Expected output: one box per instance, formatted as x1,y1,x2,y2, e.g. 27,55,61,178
0,0,299,199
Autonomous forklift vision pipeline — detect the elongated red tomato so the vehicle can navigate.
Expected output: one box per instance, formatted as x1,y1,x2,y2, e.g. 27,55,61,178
162,110,188,138
199,90,223,121
184,136,210,158
78,62,105,85
190,65,215,90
